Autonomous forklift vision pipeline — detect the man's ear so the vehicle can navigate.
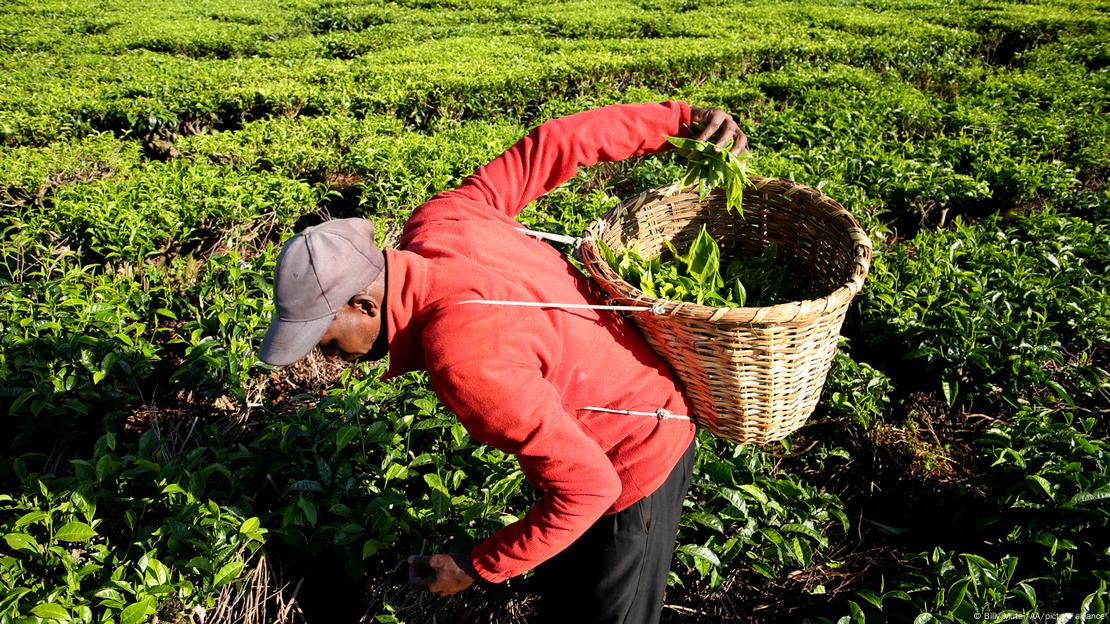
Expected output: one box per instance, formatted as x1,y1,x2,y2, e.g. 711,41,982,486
350,293,379,317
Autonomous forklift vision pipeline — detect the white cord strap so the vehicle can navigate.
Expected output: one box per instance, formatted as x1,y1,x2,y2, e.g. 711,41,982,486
581,406,691,421
459,299,668,314
517,227,580,246
487,226,687,422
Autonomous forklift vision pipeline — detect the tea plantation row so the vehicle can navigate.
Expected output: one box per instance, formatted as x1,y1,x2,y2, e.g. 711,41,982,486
1,0,1107,622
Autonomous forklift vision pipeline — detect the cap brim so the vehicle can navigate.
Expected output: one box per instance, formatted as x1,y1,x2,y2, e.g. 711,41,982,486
258,314,335,366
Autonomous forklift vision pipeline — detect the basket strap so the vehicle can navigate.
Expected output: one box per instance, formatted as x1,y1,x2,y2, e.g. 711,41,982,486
458,299,666,314
516,227,581,246
516,224,609,249
580,406,691,422
481,228,688,422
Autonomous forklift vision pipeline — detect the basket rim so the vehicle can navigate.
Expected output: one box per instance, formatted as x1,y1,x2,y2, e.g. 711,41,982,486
579,177,873,324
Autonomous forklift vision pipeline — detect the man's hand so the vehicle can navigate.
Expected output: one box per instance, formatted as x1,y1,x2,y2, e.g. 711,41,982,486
689,107,749,155
408,554,478,596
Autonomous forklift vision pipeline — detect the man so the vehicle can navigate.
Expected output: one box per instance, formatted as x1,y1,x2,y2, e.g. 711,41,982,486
258,101,747,623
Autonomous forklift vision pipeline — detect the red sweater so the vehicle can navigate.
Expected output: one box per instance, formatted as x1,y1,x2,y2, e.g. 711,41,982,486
381,101,697,583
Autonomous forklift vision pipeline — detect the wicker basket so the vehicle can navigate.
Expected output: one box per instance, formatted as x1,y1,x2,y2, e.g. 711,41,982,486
579,176,872,445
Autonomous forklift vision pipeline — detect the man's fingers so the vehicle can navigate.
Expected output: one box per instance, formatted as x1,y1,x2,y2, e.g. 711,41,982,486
713,122,738,151
408,555,435,590
406,552,476,597
410,573,433,591
694,114,725,142
690,107,750,153
730,130,750,155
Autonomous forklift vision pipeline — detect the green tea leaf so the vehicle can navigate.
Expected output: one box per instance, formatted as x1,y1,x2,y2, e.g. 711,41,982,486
947,577,970,611
297,497,318,526
685,226,721,286
336,426,360,452
1068,489,1110,506
667,135,752,214
31,603,70,621
1025,474,1055,500
239,517,260,534
1081,587,1107,617
940,376,958,407
751,561,775,579
213,560,244,588
732,278,747,307
686,511,724,533
857,589,883,609
55,521,97,543
678,543,720,566
739,484,769,505
847,600,864,623
424,473,447,493
1044,380,1074,406
15,511,49,528
120,597,156,624
290,479,324,492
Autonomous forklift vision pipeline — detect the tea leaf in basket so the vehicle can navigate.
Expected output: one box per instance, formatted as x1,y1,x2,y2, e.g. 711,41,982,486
732,277,748,307
601,226,813,308
665,226,721,288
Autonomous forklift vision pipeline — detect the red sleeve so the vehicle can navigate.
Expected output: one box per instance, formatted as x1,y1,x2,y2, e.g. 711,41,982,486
427,101,692,219
428,357,622,583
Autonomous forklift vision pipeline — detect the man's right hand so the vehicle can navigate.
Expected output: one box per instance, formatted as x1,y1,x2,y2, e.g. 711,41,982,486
689,106,749,155
408,553,477,597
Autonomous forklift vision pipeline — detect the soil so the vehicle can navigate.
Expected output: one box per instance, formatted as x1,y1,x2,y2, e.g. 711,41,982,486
266,349,354,404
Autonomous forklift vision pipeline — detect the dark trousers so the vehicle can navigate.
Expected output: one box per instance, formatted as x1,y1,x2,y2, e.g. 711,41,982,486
532,440,696,624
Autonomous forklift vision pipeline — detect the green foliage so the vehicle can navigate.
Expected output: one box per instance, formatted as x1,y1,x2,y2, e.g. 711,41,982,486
0,432,265,623
178,114,522,219
601,225,809,307
36,162,315,263
822,408,1110,622
0,0,1107,620
822,349,894,431
0,133,141,210
825,549,1108,624
678,431,848,589
168,248,277,406
0,253,162,450
860,209,1108,409
975,410,1110,594
241,370,532,580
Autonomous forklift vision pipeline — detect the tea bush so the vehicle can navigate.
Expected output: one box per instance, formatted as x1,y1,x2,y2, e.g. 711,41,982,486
240,369,534,581
1,432,265,623
0,133,141,210
33,162,316,263
678,431,849,590
859,209,1108,409
0,254,162,454
824,408,1110,622
168,248,279,408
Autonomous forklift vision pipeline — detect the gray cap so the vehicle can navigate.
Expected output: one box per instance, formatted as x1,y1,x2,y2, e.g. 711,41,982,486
258,218,385,366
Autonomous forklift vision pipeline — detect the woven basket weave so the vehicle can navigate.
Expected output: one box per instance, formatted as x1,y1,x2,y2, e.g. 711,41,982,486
579,176,872,445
